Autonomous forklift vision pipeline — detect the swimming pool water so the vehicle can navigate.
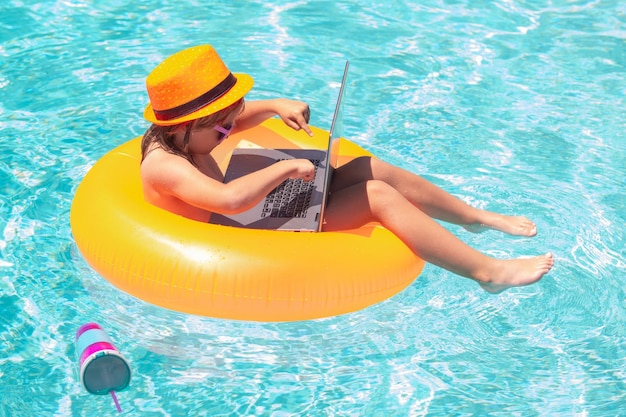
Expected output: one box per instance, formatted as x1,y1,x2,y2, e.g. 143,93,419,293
1,0,625,415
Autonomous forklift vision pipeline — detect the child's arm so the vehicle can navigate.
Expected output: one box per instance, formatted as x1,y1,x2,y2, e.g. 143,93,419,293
234,99,313,136
142,150,315,215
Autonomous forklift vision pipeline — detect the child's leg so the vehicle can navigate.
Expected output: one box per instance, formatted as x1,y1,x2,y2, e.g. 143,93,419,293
323,180,553,292
332,157,537,237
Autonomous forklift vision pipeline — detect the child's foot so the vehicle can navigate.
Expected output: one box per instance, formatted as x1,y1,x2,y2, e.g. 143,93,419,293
464,212,537,237
477,253,554,294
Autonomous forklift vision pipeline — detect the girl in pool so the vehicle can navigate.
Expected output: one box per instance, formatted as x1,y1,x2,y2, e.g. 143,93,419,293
140,45,553,293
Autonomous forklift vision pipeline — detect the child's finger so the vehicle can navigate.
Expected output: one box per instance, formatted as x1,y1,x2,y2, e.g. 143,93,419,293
286,116,313,136
300,121,313,136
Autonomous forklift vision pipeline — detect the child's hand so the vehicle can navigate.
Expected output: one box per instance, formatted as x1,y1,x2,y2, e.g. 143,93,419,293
284,159,316,182
275,99,313,136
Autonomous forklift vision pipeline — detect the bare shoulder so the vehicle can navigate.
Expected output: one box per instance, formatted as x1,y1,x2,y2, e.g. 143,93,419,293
141,147,194,189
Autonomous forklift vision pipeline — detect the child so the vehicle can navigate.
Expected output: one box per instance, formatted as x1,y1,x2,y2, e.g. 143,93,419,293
140,45,554,293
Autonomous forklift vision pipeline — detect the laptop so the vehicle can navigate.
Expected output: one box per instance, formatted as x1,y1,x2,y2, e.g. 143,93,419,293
209,61,349,231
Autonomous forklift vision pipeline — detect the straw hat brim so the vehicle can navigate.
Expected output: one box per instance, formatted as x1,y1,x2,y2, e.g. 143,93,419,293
143,72,254,126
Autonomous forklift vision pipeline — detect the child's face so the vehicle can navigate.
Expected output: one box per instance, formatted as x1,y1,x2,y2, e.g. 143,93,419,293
182,103,243,154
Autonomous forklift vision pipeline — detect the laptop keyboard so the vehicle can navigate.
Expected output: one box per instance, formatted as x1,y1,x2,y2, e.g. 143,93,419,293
261,159,321,218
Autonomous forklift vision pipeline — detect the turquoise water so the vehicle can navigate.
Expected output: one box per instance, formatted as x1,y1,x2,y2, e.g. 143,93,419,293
1,0,625,415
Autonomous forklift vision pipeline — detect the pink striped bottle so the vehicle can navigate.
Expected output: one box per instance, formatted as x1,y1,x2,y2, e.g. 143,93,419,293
75,322,131,395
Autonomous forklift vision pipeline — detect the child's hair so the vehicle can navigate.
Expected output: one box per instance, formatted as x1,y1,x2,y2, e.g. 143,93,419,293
141,98,244,166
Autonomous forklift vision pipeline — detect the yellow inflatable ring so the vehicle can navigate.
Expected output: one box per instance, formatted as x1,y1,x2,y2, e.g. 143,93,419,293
71,119,425,321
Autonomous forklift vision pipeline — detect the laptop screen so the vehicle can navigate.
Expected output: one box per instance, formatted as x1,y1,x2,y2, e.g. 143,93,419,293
316,60,349,231
327,61,349,169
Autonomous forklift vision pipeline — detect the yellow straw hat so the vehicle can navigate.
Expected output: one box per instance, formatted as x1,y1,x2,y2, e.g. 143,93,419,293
143,45,254,126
